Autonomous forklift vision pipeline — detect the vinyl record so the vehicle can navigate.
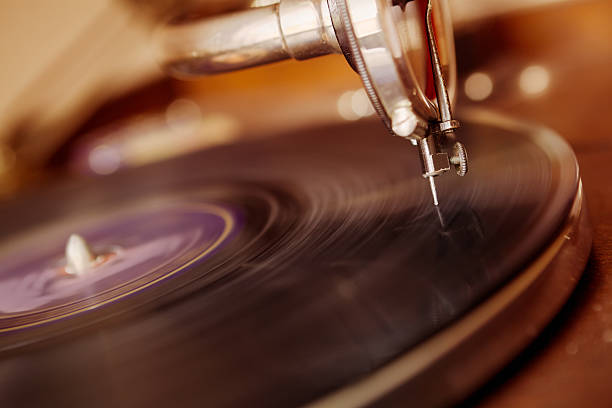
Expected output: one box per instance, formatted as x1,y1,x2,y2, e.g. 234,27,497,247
0,111,591,407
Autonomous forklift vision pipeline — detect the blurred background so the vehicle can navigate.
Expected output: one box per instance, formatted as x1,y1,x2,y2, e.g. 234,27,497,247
0,0,609,194
0,0,612,406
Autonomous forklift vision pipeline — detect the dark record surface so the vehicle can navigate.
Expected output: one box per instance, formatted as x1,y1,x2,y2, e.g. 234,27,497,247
0,112,581,407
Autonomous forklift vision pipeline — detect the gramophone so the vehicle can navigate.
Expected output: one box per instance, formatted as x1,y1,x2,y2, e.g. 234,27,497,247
0,1,595,407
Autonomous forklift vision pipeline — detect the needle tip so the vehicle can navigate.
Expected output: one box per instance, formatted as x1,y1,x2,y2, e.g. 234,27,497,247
428,177,439,206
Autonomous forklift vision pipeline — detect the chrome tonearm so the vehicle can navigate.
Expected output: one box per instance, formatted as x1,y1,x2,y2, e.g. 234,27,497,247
155,0,468,205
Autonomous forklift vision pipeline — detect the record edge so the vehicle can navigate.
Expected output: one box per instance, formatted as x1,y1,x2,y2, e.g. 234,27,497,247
307,182,592,408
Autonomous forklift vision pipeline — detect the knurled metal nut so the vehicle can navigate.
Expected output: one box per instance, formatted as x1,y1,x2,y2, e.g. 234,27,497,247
451,142,469,176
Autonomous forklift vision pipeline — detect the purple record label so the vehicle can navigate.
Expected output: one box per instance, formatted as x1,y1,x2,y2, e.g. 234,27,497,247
0,201,238,332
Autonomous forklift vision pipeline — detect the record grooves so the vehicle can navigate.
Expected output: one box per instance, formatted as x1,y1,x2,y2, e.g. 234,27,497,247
0,111,591,407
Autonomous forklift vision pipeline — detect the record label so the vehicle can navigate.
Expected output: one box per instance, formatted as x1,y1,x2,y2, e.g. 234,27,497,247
0,202,237,332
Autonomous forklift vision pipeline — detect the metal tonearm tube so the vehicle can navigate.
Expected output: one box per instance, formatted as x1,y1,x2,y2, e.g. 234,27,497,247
155,0,468,205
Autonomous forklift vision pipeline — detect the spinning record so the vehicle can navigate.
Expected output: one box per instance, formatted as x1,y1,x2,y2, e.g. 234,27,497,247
0,111,591,407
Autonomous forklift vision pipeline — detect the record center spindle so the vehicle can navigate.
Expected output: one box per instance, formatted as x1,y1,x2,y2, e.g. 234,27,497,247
65,234,97,276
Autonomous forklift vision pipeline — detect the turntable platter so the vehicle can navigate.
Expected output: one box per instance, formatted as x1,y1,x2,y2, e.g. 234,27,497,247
0,111,591,407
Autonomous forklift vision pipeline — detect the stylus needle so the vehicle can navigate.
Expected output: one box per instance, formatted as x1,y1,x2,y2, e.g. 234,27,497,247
428,177,439,206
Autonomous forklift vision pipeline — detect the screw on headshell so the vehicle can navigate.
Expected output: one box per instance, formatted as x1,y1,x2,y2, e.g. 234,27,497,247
391,104,418,137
